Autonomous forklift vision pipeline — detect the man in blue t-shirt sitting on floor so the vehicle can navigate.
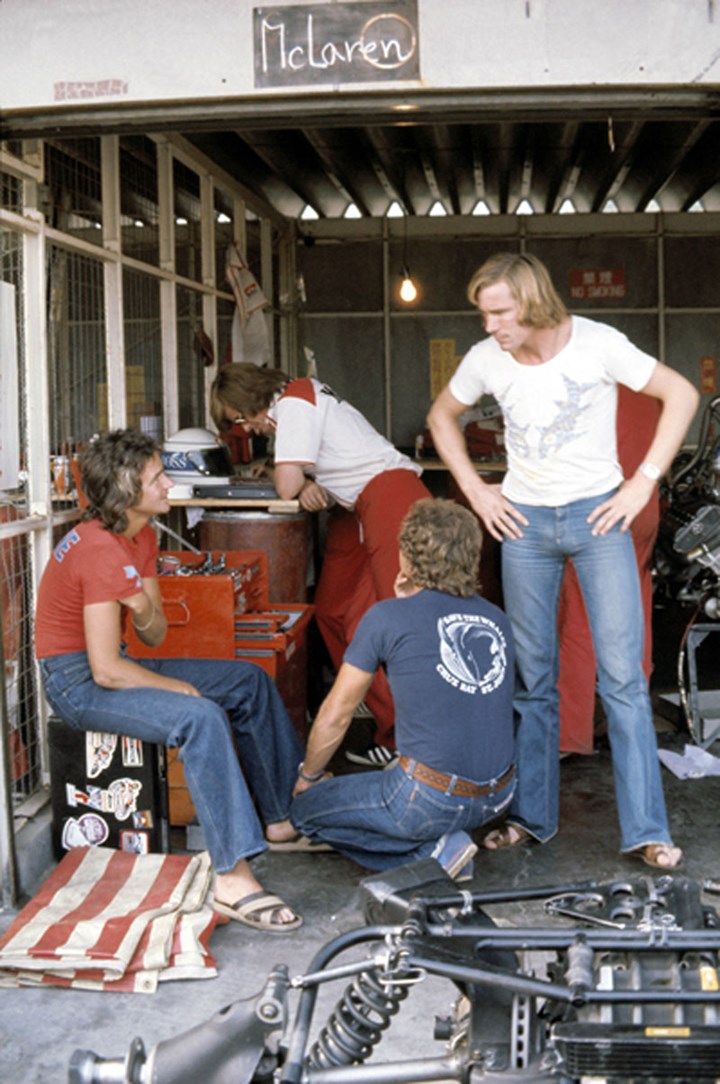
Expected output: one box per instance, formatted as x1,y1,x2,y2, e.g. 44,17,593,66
291,498,516,881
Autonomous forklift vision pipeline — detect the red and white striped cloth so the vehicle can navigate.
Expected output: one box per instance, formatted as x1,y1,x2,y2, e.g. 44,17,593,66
0,847,221,993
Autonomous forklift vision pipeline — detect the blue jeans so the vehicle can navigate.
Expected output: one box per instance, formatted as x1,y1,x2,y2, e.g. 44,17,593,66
290,761,515,871
39,652,303,873
500,490,673,852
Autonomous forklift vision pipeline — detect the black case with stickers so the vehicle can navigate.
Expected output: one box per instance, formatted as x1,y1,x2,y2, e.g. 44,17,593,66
48,717,170,859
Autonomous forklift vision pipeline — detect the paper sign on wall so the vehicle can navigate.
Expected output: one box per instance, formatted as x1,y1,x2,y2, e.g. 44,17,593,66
700,355,717,395
430,339,459,400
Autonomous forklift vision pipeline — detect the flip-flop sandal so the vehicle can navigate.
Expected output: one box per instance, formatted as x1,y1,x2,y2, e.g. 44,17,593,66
213,890,303,932
482,824,531,850
266,835,334,853
629,843,683,870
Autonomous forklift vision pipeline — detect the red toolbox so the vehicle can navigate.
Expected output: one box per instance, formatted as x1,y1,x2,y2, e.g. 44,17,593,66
124,550,314,826
125,549,270,659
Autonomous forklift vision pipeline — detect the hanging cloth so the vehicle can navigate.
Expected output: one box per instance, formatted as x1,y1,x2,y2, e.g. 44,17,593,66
226,242,270,366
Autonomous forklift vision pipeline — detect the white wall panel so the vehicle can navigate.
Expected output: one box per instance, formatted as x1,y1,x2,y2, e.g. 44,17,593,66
1,0,718,112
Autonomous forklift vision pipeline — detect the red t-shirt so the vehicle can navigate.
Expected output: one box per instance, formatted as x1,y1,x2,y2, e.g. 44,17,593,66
35,520,158,658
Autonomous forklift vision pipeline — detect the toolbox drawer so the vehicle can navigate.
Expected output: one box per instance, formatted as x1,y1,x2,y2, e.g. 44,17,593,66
125,549,269,659
166,748,197,827
234,604,314,661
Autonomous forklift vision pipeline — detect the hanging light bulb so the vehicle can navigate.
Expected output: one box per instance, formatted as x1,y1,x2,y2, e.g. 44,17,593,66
399,266,417,303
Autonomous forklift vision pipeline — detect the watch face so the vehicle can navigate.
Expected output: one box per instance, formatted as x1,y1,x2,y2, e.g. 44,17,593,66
640,462,661,481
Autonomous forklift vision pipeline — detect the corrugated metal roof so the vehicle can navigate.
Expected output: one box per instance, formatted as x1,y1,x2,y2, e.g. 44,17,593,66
6,86,720,219
184,88,720,217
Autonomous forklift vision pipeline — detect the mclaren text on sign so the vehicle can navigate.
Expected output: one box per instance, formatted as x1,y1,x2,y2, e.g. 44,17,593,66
254,1,419,87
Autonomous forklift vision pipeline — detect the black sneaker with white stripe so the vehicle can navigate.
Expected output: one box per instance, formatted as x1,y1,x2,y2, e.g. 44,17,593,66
345,744,399,768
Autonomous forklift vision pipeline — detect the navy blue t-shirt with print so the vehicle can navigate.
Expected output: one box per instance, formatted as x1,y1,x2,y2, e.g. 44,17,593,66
345,589,515,782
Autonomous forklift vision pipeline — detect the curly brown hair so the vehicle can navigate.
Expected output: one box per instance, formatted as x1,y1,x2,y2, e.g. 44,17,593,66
466,252,567,329
210,364,288,431
398,498,482,598
80,429,159,534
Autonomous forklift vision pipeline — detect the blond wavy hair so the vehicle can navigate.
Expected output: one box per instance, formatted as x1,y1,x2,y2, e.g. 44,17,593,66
467,252,567,328
399,499,482,598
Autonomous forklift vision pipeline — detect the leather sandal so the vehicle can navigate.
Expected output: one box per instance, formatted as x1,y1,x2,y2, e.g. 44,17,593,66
213,890,303,932
482,823,531,850
629,843,683,870
266,834,333,853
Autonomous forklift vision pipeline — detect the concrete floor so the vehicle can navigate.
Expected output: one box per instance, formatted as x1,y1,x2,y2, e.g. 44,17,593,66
1,700,718,1084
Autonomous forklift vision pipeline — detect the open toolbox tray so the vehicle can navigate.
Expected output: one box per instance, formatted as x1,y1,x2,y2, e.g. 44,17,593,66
125,548,270,659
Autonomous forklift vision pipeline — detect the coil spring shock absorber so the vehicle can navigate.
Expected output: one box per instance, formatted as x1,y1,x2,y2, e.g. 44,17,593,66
307,965,411,1068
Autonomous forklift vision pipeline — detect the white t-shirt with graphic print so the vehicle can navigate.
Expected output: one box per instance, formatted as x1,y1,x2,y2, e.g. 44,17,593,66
449,316,657,507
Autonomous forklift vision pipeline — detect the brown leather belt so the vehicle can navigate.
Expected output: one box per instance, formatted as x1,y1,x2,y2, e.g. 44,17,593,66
398,756,515,798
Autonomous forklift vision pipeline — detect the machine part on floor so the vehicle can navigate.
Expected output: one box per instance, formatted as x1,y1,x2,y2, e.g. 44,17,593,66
68,965,290,1084
307,963,412,1068
69,860,720,1084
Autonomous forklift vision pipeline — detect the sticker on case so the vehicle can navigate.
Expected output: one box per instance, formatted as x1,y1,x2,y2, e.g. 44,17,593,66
65,777,142,820
108,777,143,821
86,731,117,778
122,736,144,767
61,812,110,849
120,830,150,855
133,809,154,829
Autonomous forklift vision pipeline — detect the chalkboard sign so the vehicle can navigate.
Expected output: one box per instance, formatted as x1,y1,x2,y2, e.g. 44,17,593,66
254,1,420,87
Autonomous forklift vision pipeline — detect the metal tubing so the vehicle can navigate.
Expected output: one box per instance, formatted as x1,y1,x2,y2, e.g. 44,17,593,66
282,926,397,1084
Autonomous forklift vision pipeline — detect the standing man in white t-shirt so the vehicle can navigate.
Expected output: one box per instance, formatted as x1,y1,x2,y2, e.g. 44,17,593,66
427,252,698,869
211,364,431,765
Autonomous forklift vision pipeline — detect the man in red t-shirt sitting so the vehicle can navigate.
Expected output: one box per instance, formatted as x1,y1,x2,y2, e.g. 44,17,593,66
36,428,304,933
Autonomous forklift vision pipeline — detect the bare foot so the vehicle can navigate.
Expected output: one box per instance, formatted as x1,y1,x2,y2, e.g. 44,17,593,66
265,819,297,844
483,823,531,850
215,859,262,904
631,843,683,869
214,859,296,925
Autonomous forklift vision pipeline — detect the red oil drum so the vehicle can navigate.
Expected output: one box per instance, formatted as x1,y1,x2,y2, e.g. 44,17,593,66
199,511,310,603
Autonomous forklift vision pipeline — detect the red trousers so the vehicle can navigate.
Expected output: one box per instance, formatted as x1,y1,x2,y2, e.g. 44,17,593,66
313,470,431,747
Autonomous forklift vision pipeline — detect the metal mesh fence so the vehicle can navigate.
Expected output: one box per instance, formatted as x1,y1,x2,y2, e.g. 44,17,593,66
123,267,163,439
174,159,202,282
0,192,28,509
120,135,160,266
44,138,103,241
176,284,206,429
0,519,41,802
1,167,22,214
47,246,107,450
214,188,234,288
1,161,41,804
217,295,235,367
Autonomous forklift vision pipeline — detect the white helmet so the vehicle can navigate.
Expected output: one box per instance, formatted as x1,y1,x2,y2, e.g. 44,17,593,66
161,428,232,482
